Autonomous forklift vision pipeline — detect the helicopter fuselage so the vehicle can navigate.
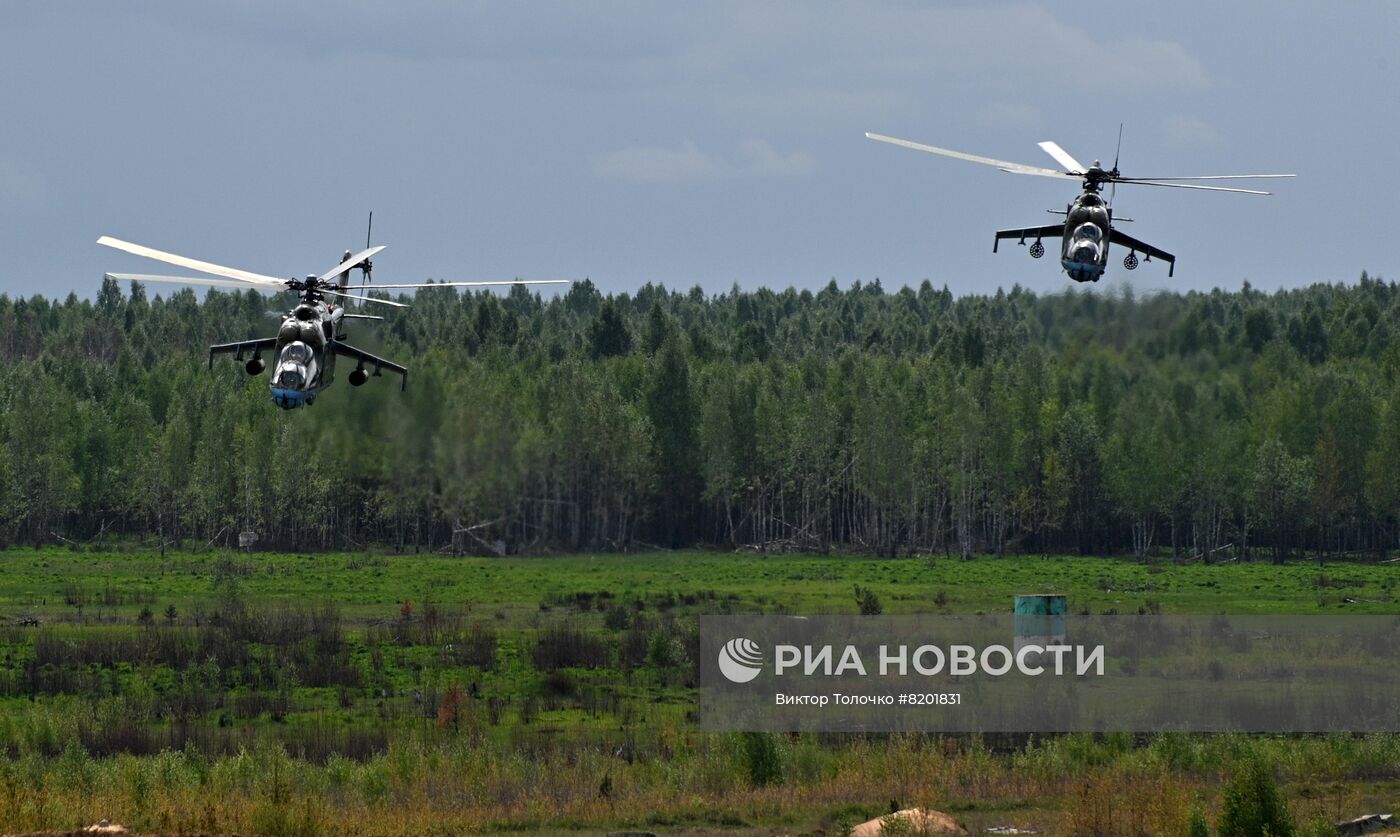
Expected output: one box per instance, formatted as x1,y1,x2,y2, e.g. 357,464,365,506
1060,192,1113,283
208,263,405,410
267,300,343,409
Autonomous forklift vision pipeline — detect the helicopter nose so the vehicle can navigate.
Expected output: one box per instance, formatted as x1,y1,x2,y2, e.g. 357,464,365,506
270,388,308,409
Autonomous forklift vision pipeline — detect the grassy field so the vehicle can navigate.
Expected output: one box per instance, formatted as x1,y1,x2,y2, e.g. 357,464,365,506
5,547,1398,619
0,547,1397,835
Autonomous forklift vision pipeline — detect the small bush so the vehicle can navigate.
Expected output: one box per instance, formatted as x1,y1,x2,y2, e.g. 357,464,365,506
603,604,632,631
542,669,577,697
533,625,609,670
436,682,466,730
853,585,883,616
1187,805,1210,837
1217,757,1292,837
742,732,783,787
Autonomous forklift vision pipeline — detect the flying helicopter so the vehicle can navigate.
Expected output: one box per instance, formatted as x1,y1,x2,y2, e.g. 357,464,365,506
97,225,569,409
866,131,1295,282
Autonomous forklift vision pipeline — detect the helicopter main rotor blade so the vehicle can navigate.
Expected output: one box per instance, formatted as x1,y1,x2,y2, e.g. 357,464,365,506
97,236,287,287
1112,180,1274,195
358,279,572,288
320,288,410,308
318,245,386,282
1117,174,1296,181
1037,141,1086,174
865,132,1075,180
104,272,276,291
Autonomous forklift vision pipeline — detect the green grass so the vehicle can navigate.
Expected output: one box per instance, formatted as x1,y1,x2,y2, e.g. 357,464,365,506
1,547,1398,834
4,547,1397,621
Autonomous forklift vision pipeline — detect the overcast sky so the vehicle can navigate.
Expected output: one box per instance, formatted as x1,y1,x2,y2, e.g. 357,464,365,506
2,2,1395,301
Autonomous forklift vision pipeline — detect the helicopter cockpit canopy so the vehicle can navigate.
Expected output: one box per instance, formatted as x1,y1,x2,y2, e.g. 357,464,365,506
274,341,317,390
1069,222,1102,263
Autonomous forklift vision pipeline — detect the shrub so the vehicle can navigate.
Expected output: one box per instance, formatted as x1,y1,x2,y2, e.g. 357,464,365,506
436,683,466,731
742,731,783,787
1187,806,1210,837
854,585,883,616
1217,757,1292,837
542,669,577,697
603,604,632,631
532,625,610,670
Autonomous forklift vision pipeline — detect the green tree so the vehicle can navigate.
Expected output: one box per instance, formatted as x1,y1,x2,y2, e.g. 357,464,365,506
1217,757,1293,837
646,337,700,547
589,299,632,359
1250,438,1313,564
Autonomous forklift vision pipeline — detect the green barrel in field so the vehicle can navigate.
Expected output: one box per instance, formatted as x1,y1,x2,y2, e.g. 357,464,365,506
1014,593,1067,651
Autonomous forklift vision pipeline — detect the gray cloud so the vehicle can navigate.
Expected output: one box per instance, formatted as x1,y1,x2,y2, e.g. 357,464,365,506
0,1,1390,298
1161,115,1221,148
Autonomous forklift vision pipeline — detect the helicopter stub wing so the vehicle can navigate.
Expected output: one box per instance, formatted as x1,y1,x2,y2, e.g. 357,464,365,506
1109,229,1176,277
992,223,1064,253
208,337,278,369
331,341,408,390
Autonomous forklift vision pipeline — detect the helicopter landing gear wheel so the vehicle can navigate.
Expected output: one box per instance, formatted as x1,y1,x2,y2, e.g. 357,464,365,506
1028,241,1045,259
1123,252,1139,270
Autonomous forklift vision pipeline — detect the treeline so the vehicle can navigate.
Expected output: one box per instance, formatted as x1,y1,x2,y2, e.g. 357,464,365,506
1,272,1398,559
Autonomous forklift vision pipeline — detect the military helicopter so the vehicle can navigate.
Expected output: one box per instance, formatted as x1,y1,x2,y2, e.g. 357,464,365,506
866,131,1294,282
98,227,568,409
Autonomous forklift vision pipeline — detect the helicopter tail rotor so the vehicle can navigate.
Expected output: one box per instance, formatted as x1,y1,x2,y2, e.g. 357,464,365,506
1109,124,1123,206
361,212,374,284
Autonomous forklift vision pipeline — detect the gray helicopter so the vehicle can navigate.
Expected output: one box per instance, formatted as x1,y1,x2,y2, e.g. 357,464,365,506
866,132,1294,282
98,229,567,409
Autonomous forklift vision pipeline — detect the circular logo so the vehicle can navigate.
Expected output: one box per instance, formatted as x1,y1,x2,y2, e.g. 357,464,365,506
718,637,763,683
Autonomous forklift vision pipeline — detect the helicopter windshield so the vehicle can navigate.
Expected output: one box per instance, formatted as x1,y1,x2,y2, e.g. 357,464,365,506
281,342,313,364
1068,223,1102,265
276,365,306,389
274,342,317,390
1072,222,1102,243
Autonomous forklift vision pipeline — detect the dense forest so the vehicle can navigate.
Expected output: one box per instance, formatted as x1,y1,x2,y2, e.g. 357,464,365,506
0,272,1397,560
